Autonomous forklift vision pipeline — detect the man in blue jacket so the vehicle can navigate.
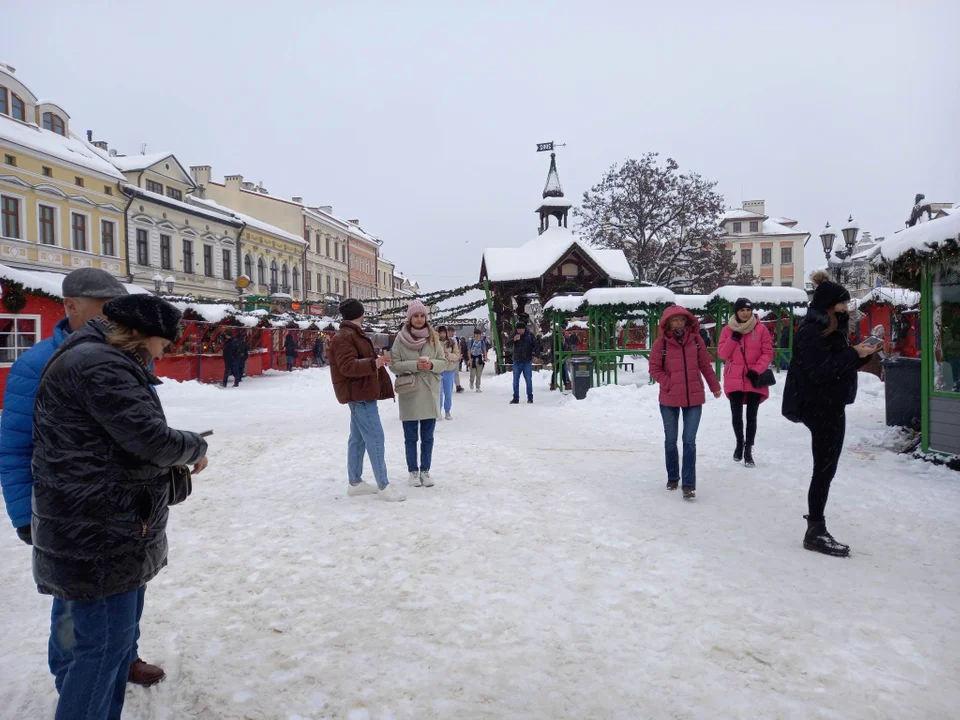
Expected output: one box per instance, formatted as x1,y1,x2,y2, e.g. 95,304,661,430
0,268,168,687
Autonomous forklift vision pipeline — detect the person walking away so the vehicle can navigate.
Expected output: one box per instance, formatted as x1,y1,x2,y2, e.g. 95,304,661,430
32,294,208,718
221,330,246,387
560,328,579,390
649,306,722,500
284,331,298,371
330,299,404,502
718,298,774,468
437,326,460,420
313,336,325,367
390,301,446,487
0,269,169,689
782,271,879,556
510,322,539,404
456,335,469,392
468,328,488,392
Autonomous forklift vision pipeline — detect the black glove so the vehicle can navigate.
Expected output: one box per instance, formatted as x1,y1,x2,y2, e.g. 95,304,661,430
731,331,742,342
746,370,760,385
16,525,32,545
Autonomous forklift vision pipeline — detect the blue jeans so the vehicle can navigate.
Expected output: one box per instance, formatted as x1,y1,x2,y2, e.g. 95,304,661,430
348,401,390,489
223,359,243,385
49,586,142,720
286,353,296,371
403,419,436,472
659,404,703,489
440,371,455,414
513,361,533,401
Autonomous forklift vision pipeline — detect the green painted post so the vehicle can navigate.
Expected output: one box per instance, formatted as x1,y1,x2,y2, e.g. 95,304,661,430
920,263,932,453
484,279,504,375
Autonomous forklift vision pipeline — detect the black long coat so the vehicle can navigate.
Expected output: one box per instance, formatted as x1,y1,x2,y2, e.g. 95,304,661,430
31,321,207,601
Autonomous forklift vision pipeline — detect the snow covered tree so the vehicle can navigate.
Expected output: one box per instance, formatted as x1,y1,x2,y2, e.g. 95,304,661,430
575,153,742,291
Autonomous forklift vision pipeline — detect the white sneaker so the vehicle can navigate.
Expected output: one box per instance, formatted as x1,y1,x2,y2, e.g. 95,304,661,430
420,471,434,487
408,471,422,487
476,388,482,393
378,485,406,502
347,481,378,497
445,412,452,420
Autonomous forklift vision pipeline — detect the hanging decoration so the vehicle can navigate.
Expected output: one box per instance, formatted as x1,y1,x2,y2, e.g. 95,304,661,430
874,239,960,291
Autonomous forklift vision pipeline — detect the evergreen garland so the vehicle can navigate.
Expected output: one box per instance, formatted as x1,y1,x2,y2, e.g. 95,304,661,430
874,239,959,291
0,278,67,313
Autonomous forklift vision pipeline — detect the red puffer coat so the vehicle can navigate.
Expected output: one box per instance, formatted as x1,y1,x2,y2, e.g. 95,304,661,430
717,321,775,401
649,306,721,408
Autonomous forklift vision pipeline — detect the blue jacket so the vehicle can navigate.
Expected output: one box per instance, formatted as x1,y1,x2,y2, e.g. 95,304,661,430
0,317,71,529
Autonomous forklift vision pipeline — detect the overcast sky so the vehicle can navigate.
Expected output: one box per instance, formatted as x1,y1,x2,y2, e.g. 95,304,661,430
7,1,959,293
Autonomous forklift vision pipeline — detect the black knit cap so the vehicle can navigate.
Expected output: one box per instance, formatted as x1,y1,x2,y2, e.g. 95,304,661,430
811,279,851,313
339,298,364,321
516,321,527,329
734,297,753,313
103,295,182,343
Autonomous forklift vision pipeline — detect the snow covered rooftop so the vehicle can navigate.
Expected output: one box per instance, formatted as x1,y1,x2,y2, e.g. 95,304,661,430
538,197,573,209
483,227,634,284
122,185,243,226
0,121,124,180
675,294,710,311
110,152,175,172
873,212,960,266
722,208,766,220
544,295,585,312
190,197,306,245
855,286,920,309
709,285,808,306
583,287,675,307
0,263,149,299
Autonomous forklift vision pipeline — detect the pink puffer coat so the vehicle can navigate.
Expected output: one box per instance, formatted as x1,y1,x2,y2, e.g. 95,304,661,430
717,321,775,402
649,306,721,408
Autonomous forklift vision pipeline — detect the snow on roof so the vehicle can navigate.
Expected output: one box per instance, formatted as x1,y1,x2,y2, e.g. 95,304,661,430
771,216,798,227
675,294,710,311
874,212,960,266
109,152,175,172
722,208,766,220
709,285,808,306
544,294,584,312
122,185,243,226
190,197,306,245
538,197,573,208
583,287,675,306
483,227,634,283
0,121,124,180
0,263,148,299
855,286,920,309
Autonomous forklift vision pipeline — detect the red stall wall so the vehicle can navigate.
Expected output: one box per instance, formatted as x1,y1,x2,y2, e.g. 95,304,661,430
0,295,67,408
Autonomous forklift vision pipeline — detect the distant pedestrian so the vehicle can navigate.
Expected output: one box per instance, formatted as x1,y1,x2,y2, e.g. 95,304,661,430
649,306,722,500
467,327,489,392
438,326,460,420
284,331,298,371
390,301,446,487
330,299,404,502
782,271,879,556
718,298,774,468
222,330,247,387
560,328,579,390
455,335,468,392
313,336,325,367
509,321,539,404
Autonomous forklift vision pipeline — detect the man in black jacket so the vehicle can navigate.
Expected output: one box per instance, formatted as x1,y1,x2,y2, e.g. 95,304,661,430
222,330,247,387
509,321,540,404
285,331,298,371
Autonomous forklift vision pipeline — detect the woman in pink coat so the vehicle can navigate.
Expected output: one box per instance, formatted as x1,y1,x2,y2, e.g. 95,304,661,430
717,298,775,468
649,305,722,500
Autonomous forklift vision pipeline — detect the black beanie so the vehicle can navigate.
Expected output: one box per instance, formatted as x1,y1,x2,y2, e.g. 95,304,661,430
339,298,364,321
810,271,852,313
516,321,527,330
734,297,753,313
103,295,182,343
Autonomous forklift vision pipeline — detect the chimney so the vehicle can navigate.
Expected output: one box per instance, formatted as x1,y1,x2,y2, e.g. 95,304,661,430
348,219,360,226
742,199,766,216
92,141,108,151
319,205,333,213
86,130,93,142
292,196,303,204
190,165,211,187
224,174,243,193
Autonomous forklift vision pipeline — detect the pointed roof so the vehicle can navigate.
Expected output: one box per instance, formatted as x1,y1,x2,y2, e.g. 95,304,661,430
543,152,563,198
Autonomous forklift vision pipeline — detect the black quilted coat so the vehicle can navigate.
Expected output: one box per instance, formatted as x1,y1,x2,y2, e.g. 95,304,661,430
31,320,207,601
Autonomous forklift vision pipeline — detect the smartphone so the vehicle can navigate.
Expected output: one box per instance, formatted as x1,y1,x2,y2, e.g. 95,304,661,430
861,336,884,348
199,430,214,438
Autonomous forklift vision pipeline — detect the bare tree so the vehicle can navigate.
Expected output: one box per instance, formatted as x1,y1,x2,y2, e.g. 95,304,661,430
576,153,741,291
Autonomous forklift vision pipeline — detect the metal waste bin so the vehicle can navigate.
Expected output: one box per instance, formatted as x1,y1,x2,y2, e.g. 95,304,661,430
881,356,921,429
571,356,594,400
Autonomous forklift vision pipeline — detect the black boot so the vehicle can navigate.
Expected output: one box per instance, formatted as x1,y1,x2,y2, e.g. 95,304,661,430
733,440,744,463
744,444,755,468
803,516,850,557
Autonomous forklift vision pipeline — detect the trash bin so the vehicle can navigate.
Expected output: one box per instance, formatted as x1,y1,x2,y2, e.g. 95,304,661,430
571,356,594,400
881,357,921,429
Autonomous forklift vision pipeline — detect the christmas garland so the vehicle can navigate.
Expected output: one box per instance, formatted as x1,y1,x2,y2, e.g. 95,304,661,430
873,239,960,291
703,296,806,317
362,282,482,308
0,278,70,313
431,298,489,324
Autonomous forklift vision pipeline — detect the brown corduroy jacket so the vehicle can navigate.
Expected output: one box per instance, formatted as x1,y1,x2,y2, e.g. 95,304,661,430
330,321,395,404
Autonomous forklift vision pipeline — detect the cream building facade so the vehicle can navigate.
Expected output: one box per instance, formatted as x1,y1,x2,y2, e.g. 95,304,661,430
720,200,809,289
302,205,350,304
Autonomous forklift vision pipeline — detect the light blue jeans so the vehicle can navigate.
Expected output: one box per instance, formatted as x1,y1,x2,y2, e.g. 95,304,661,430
348,401,390,489
440,371,455,414
659,404,703,489
512,361,533,401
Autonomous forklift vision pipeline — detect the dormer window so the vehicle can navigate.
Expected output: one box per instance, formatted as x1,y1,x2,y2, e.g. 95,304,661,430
733,222,742,234
42,112,65,136
0,86,6,115
11,93,25,122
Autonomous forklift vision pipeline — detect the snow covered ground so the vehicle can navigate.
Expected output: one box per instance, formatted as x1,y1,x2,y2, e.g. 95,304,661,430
1,363,959,719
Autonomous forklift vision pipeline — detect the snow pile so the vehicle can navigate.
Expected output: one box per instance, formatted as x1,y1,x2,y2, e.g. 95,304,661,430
583,286,675,306
855,286,921,309
676,294,710,311
709,285,808,306
483,227,634,283
543,294,584,312
0,264,148,299
874,211,960,265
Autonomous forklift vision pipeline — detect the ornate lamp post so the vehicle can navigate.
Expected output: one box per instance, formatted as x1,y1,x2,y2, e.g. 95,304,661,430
164,276,175,294
820,216,860,283
152,273,164,294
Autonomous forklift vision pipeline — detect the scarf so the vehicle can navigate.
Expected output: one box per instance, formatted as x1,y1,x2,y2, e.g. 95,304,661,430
727,314,757,334
398,325,430,351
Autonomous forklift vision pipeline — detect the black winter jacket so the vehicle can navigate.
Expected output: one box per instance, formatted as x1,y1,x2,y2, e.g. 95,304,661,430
31,321,207,601
782,309,867,425
285,334,298,355
222,336,247,364
511,331,539,364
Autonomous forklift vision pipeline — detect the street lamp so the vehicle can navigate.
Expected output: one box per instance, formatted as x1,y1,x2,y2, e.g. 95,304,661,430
841,215,860,255
152,273,164,294
164,276,175,294
821,216,860,283
819,222,836,262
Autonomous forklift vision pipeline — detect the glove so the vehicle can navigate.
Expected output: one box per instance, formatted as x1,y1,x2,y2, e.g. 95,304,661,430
16,525,32,545
731,331,742,342
746,370,760,385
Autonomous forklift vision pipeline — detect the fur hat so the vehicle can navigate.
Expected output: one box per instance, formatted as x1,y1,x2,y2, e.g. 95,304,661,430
734,297,753,313
339,298,364,322
809,270,851,312
406,300,429,321
103,295,182,343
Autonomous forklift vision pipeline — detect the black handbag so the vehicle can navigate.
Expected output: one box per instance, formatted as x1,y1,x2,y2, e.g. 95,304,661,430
741,344,777,388
169,466,192,505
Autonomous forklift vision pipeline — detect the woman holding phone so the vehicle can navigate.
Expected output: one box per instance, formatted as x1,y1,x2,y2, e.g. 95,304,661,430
782,271,880,557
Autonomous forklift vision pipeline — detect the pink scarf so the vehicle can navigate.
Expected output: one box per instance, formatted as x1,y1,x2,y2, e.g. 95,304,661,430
398,325,430,351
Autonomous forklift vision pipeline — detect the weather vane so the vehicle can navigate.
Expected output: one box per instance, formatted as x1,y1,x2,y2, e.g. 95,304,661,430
536,141,567,152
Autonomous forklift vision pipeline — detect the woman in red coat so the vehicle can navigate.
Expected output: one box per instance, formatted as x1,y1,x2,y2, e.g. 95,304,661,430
717,298,775,468
649,306,722,500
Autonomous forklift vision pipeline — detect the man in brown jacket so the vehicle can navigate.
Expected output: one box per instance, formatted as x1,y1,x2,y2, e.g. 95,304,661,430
330,299,405,502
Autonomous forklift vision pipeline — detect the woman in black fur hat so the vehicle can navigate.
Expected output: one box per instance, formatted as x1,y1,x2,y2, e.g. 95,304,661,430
782,271,880,557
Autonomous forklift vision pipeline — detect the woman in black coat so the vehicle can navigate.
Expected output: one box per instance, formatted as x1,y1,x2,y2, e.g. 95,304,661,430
782,271,879,556
32,295,208,719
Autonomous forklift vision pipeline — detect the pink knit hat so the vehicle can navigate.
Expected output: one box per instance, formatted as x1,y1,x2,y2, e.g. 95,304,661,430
406,300,429,321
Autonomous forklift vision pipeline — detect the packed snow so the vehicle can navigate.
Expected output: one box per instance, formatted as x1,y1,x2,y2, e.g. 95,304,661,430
1,365,957,719
854,287,921,309
873,211,960,265
675,294,711,311
583,286,675,306
709,285,808,306
543,294,584,312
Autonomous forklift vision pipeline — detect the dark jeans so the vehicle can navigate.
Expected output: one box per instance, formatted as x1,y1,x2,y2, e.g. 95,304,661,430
223,359,243,386
728,391,761,445
50,585,143,720
286,353,296,371
659,404,703,488
402,419,436,472
804,409,846,521
512,361,533,400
